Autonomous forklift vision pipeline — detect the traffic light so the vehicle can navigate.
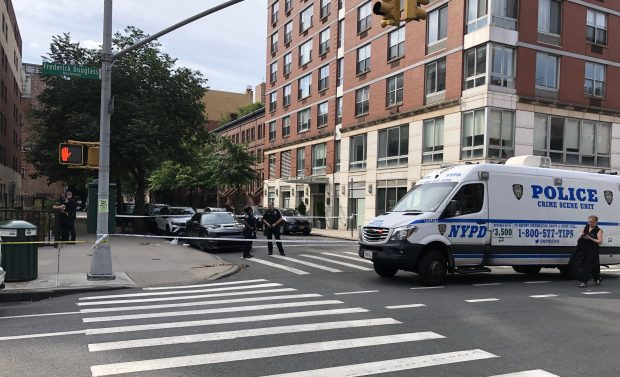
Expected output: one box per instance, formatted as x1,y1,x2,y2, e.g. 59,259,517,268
87,146,100,168
59,143,84,165
404,0,428,21
373,0,400,28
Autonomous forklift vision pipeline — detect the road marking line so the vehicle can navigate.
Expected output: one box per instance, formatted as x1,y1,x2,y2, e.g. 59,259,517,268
321,252,373,264
259,349,498,377
77,288,297,306
90,332,445,376
85,308,369,335
602,268,620,272
473,283,502,287
247,258,310,275
0,311,80,320
270,255,343,272
386,304,426,309
82,300,344,323
300,255,373,271
143,279,268,291
88,318,401,352
529,294,558,298
343,252,359,256
80,294,323,313
465,298,500,303
334,290,379,295
79,283,283,301
488,370,560,377
0,330,85,341
524,281,551,284
411,286,444,290
582,291,611,295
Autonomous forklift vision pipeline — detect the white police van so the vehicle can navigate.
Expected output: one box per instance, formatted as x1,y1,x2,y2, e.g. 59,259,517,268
0,247,5,289
359,155,620,285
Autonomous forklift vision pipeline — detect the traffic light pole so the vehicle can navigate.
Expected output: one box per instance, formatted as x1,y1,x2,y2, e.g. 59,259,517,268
88,0,246,280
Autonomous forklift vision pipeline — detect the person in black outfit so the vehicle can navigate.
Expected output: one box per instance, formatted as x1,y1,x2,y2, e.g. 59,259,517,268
53,195,69,241
263,202,285,256
241,206,257,259
575,215,603,288
64,191,78,243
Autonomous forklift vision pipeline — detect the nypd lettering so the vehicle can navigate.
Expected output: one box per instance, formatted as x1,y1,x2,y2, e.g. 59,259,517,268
531,185,597,210
447,225,487,238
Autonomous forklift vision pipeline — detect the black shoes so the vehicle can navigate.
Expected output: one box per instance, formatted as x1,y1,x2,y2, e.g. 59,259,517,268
579,282,587,288
280,253,286,256
243,254,253,259
594,278,601,286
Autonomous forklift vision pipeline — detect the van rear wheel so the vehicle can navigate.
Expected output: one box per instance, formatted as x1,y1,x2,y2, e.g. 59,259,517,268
373,263,397,278
418,250,447,286
512,266,542,275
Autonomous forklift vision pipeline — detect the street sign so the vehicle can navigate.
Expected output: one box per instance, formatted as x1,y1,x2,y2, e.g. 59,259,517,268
42,62,101,80
59,143,84,165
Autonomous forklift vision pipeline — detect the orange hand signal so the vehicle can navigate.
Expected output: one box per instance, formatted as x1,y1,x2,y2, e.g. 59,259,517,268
61,146,72,162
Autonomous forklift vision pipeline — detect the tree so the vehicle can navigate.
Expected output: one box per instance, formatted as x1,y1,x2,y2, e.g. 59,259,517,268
219,102,264,126
27,28,207,214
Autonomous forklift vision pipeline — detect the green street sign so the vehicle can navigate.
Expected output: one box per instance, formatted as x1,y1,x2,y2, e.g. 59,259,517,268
41,62,100,80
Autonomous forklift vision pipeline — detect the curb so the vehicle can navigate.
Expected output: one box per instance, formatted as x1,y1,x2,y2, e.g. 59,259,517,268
0,285,130,303
310,232,358,242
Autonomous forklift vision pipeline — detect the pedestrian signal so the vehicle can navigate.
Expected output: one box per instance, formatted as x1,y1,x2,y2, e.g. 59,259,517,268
59,143,84,165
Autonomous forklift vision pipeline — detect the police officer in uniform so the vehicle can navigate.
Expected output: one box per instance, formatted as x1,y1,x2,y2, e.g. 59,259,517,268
241,206,257,259
262,202,285,255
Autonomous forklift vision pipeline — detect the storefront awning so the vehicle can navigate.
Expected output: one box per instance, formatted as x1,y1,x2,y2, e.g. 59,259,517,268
282,176,330,185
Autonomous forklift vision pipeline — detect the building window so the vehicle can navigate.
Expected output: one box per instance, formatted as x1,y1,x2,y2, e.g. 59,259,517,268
284,21,293,44
282,115,291,137
318,64,329,91
357,2,372,33
320,0,331,19
378,125,409,168
258,124,263,139
281,150,291,178
283,84,291,107
488,109,514,159
283,52,292,75
425,58,446,95
423,118,444,163
269,91,277,112
427,5,448,45
461,109,485,159
464,45,486,89
270,61,278,83
269,121,277,141
535,52,558,90
268,155,276,179
355,86,369,116
349,134,367,170
386,74,404,107
296,147,305,176
271,1,279,24
297,108,311,132
376,180,408,216
584,62,606,97
317,101,329,127
337,58,344,87
334,140,341,172
388,27,405,61
299,40,312,66
336,96,343,124
298,73,312,99
534,115,610,167
466,0,488,33
338,20,344,48
356,44,371,74
538,0,561,35
285,0,292,14
492,0,518,30
319,27,331,55
586,9,607,45
300,5,313,33
312,143,327,175
270,32,279,54
490,45,514,88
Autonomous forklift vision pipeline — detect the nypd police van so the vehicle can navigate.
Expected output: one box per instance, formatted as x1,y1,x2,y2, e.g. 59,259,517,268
358,155,620,285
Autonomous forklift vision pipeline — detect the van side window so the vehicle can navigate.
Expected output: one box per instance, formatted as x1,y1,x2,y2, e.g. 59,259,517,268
443,183,484,218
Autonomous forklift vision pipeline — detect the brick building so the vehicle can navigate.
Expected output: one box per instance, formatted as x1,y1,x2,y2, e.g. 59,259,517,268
203,87,255,131
261,0,620,230
0,0,22,204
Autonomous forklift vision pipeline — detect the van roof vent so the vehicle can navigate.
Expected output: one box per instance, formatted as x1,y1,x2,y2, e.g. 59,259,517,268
505,155,552,168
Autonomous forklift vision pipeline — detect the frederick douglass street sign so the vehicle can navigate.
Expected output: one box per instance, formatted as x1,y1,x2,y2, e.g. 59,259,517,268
41,62,100,80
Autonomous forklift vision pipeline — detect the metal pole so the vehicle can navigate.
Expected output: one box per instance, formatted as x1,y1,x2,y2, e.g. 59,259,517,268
88,0,115,280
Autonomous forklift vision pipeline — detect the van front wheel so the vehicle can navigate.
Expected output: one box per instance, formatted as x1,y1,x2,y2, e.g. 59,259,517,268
373,263,398,278
418,250,447,286
512,266,542,275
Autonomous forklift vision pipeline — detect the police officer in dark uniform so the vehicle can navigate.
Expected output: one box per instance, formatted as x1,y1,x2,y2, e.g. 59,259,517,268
64,191,78,243
241,206,257,259
262,202,285,255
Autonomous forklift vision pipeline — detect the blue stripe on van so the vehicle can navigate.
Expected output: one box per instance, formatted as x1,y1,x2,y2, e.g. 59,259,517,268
453,254,573,259
410,218,619,226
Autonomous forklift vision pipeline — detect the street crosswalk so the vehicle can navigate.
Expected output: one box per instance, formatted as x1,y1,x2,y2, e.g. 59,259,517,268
74,278,560,377
242,252,374,275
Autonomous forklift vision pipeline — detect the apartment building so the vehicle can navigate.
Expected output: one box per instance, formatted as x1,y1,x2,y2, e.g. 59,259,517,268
0,0,22,204
262,0,620,230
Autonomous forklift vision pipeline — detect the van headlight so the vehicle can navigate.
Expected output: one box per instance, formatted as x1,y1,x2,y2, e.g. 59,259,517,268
390,225,418,241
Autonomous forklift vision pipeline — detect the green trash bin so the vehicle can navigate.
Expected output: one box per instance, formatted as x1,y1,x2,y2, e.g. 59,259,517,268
0,220,38,282
87,179,117,234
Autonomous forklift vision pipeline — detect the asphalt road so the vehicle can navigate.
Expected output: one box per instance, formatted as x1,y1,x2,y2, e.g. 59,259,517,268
1,235,619,377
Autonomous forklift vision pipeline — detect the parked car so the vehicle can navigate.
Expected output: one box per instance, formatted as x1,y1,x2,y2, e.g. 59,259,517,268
253,206,267,230
155,206,196,236
144,203,167,234
0,248,5,289
116,202,136,227
278,208,312,235
185,211,248,252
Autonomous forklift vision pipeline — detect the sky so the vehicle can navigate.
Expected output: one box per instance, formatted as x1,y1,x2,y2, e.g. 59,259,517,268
13,0,267,92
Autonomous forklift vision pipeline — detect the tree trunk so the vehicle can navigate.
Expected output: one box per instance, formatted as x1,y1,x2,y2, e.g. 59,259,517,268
115,175,123,209
134,167,147,221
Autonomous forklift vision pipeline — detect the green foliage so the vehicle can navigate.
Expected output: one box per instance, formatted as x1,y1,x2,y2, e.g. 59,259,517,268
219,102,264,126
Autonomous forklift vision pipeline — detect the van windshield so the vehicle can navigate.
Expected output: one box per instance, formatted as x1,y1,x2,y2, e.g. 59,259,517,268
391,182,457,212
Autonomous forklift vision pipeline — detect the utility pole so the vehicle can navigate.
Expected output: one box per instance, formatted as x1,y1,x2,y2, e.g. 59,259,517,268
88,0,246,280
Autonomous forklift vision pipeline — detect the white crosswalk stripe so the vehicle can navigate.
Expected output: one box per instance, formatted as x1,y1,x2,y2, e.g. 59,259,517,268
246,257,310,275
320,252,373,264
143,279,269,291
488,371,560,377
300,254,373,271
270,255,343,272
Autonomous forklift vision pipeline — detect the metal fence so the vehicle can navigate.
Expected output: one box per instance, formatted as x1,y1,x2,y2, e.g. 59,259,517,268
0,208,60,242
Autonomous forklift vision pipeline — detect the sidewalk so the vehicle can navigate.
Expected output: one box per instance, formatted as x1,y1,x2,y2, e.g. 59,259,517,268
311,228,359,241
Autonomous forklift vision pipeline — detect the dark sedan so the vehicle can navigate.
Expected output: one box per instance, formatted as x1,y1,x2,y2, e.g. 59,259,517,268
185,212,249,252
278,208,312,235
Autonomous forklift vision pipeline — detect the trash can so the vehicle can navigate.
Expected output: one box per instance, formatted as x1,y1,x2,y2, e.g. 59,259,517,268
87,179,116,234
0,220,38,282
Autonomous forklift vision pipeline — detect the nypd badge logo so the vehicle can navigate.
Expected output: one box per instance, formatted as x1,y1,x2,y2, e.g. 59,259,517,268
604,190,613,205
512,184,524,200
438,224,447,236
